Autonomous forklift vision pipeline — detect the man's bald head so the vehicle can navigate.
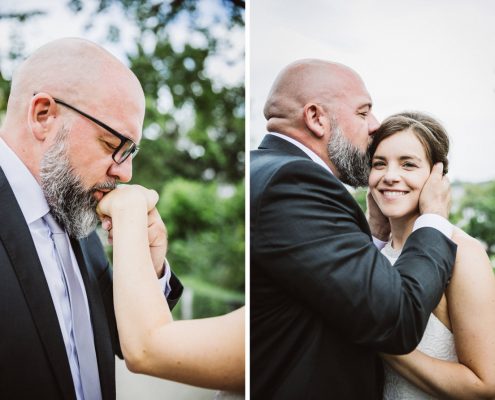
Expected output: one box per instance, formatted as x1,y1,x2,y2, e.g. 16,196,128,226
6,37,144,125
0,38,147,193
262,59,378,182
264,59,363,132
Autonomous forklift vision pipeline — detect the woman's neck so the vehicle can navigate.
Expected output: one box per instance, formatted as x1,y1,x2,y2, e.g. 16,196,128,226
389,212,420,250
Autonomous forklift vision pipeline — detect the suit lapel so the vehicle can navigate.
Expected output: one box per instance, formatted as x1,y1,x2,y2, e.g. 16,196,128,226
0,168,76,399
71,237,115,400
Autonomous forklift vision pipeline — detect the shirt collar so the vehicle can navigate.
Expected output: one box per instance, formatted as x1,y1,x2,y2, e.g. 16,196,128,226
0,138,50,224
268,132,334,175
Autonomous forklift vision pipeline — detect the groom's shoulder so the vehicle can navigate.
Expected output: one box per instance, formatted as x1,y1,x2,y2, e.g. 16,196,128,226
252,146,331,180
250,150,344,208
251,146,312,174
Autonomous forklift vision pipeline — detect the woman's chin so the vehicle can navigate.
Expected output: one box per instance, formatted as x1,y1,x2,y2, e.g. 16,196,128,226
381,207,413,220
382,208,421,222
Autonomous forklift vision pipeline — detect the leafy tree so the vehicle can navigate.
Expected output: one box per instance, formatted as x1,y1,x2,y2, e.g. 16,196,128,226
454,181,495,258
64,0,245,187
158,178,244,317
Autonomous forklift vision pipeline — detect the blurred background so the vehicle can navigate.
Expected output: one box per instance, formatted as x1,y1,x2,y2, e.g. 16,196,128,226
0,0,244,398
251,0,495,267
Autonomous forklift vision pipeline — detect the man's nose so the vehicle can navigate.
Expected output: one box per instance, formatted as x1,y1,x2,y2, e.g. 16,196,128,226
108,157,133,183
368,113,380,135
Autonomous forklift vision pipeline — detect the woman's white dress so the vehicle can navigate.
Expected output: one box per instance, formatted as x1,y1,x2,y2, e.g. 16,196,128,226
382,242,458,399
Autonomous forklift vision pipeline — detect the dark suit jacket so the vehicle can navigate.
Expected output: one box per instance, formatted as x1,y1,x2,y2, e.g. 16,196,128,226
0,167,183,400
250,134,457,399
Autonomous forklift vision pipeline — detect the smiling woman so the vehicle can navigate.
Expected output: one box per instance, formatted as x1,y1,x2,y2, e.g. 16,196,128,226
368,112,450,243
368,112,495,400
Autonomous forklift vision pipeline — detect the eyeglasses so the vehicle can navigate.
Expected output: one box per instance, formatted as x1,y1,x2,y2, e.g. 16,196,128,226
49,96,139,164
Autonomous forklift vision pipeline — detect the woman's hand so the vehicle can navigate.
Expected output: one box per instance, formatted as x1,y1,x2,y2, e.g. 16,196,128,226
96,185,167,276
96,184,158,219
366,190,390,241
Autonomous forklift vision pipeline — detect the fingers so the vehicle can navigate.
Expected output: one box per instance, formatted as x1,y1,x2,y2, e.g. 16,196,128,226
432,162,444,176
146,208,168,274
424,162,444,185
118,184,158,212
419,162,451,218
147,208,168,247
100,216,113,245
144,188,159,212
101,217,112,231
96,184,159,217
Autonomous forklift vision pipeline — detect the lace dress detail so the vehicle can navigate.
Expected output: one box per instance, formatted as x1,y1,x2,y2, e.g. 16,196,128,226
382,242,458,399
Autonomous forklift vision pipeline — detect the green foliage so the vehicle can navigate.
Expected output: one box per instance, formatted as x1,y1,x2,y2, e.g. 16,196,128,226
64,0,245,185
453,181,495,257
0,69,10,121
158,178,244,317
353,188,367,213
158,178,244,291
131,39,245,187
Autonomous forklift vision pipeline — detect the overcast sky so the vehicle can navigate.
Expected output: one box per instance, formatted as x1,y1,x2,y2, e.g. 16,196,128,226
250,0,495,182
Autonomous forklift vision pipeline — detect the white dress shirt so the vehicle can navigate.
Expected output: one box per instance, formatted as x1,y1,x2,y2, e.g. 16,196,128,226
267,133,454,240
0,138,171,399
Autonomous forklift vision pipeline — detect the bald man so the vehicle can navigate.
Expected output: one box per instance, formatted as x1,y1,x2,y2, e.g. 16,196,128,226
0,39,182,400
250,60,457,399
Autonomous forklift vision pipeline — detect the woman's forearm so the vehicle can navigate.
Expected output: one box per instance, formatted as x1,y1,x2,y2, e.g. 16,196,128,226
111,204,173,359
111,202,245,391
383,351,495,399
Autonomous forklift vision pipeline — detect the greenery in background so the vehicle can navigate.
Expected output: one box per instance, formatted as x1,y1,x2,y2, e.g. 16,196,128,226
353,181,495,267
452,181,495,259
0,0,245,318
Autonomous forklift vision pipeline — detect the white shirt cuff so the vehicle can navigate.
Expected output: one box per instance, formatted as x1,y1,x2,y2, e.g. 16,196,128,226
158,258,172,297
372,236,388,250
413,214,453,239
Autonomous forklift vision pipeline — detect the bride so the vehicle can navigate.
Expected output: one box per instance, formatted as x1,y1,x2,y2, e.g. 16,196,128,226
96,184,244,396
368,111,495,399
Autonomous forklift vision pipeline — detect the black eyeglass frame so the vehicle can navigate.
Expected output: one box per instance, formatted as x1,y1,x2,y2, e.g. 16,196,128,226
37,94,139,164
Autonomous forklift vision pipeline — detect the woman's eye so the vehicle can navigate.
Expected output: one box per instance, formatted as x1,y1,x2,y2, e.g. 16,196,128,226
372,161,385,168
403,162,417,168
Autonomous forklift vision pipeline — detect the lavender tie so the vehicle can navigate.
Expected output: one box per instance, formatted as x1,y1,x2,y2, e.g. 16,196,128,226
44,212,102,400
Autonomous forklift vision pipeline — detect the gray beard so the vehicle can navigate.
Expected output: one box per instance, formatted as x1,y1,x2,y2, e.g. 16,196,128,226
40,126,116,238
327,121,370,188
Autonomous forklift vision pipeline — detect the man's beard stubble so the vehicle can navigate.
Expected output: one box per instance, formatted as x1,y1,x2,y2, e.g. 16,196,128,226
40,126,116,239
327,119,370,188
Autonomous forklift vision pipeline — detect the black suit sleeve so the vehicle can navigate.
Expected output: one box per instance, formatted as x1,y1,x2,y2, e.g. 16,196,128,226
252,159,456,354
166,271,183,310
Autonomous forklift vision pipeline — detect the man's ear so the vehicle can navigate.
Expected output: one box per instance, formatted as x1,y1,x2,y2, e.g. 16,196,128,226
28,94,58,141
303,103,327,138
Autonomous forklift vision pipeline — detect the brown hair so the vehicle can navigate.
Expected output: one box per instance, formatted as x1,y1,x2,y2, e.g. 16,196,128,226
369,111,450,174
